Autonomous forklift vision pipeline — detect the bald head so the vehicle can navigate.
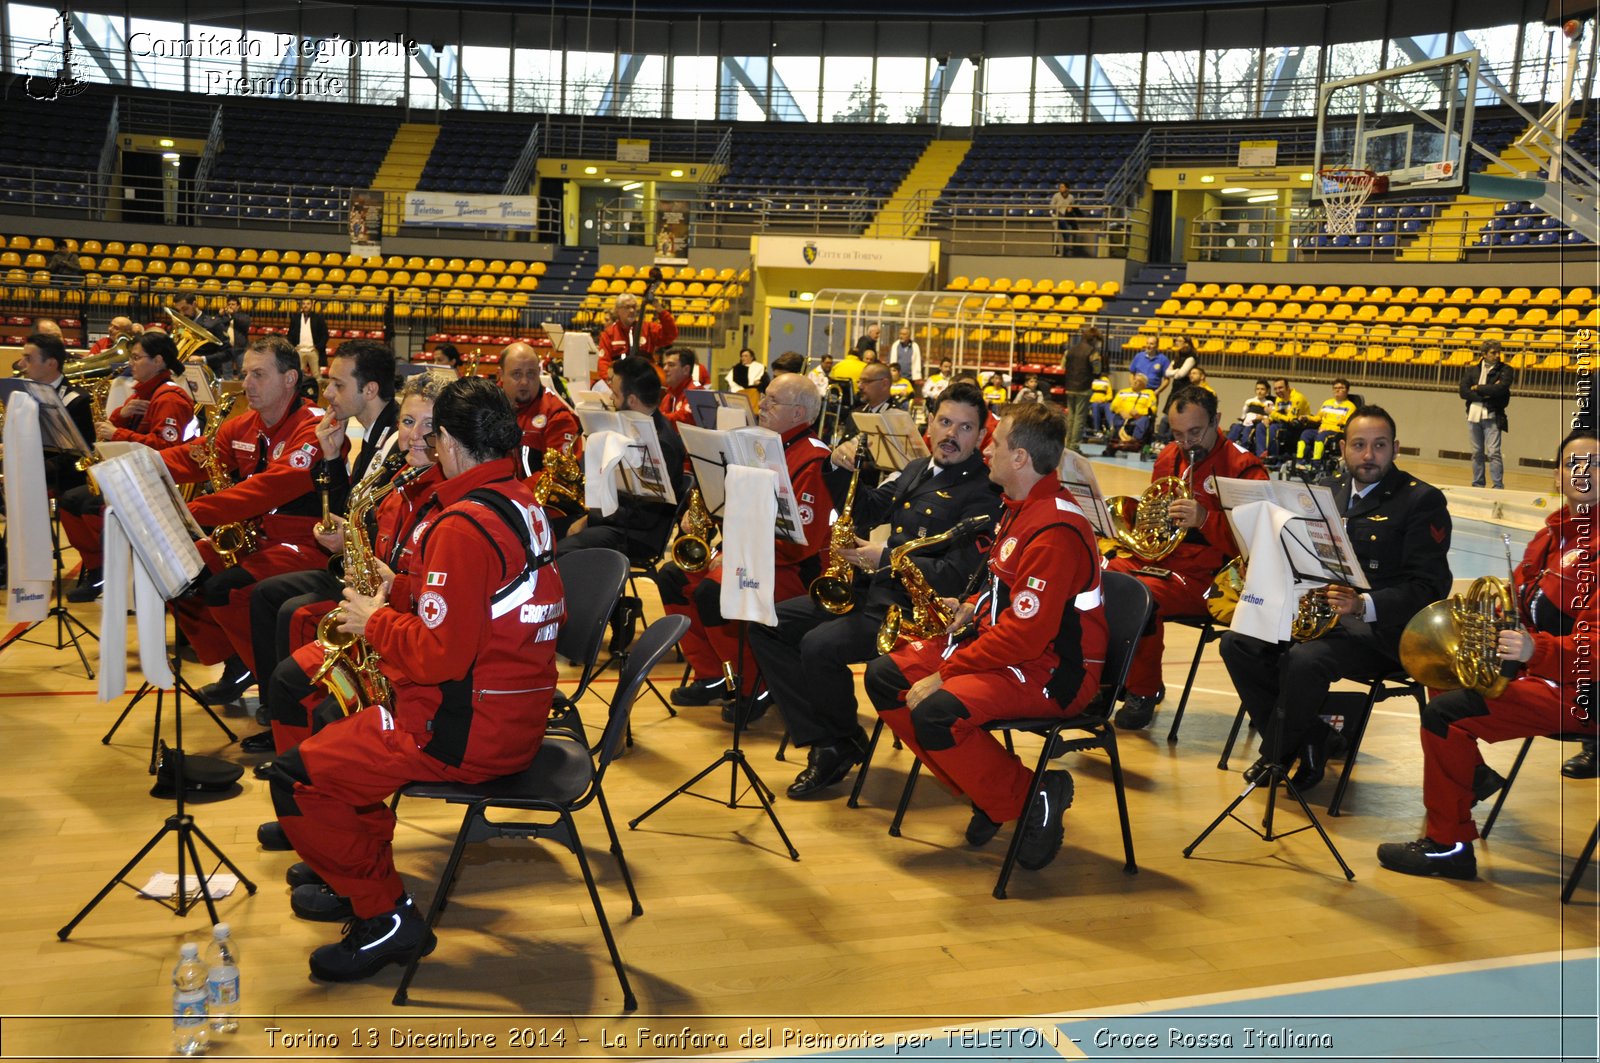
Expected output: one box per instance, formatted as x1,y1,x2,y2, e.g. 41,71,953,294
759,372,821,433
500,342,542,405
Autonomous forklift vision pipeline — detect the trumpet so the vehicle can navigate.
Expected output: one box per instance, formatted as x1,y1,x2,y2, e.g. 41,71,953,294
1400,535,1521,698
808,458,862,614
671,486,717,571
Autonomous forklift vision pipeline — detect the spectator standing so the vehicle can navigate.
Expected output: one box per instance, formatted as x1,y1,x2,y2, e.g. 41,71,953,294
1049,182,1079,257
886,326,922,382
1460,339,1513,489
1060,326,1102,452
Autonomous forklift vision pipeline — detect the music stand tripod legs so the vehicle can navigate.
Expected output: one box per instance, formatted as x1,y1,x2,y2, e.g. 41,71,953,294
0,506,97,678
629,627,800,860
103,656,239,774
59,602,257,939
1183,699,1355,880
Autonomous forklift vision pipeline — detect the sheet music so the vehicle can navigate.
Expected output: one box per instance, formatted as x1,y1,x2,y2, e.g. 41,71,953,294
181,364,217,406
686,389,753,429
854,410,929,472
0,378,90,455
570,388,611,411
576,409,676,506
678,424,806,545
1056,448,1113,539
90,444,205,599
1214,477,1368,590
679,424,734,517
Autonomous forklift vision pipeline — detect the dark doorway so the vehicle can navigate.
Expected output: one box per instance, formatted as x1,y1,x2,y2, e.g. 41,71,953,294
1149,189,1174,263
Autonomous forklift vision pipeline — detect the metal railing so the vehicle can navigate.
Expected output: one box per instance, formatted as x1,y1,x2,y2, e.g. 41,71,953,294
501,122,542,196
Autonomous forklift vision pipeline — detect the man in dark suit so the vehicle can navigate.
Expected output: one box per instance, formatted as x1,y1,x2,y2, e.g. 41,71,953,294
289,298,330,376
750,382,1002,799
837,360,907,489
1219,406,1454,790
1459,338,1514,490
215,296,251,379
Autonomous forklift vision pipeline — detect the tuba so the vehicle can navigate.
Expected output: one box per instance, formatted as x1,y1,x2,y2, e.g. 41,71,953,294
1400,537,1521,698
310,452,416,714
1104,448,1198,563
164,306,226,363
531,435,584,509
807,458,862,614
876,514,993,655
64,333,135,381
671,486,717,571
192,400,260,567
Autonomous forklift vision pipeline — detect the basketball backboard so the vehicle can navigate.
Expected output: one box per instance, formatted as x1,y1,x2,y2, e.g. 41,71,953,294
1313,51,1479,198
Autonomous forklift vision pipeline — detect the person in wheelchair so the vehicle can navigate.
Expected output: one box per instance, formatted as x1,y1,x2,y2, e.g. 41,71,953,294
1106,371,1157,453
1291,378,1358,474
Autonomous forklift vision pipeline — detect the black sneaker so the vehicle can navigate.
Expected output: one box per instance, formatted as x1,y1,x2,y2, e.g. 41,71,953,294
239,731,275,754
286,862,325,888
197,658,254,708
1562,741,1599,780
1376,837,1478,881
965,804,1001,847
258,820,292,851
67,569,104,603
308,896,435,982
670,676,728,707
292,883,355,922
1113,692,1158,731
1016,769,1074,870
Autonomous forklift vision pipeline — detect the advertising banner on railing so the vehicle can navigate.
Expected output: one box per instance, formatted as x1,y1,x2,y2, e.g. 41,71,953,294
402,191,539,230
754,235,934,274
654,197,691,265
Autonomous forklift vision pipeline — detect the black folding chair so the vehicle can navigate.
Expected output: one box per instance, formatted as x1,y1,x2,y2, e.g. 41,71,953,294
545,549,630,745
884,571,1154,898
391,615,690,1009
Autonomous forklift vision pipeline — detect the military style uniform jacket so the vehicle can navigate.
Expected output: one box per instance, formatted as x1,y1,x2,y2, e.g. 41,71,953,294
1324,463,1453,652
850,450,1002,617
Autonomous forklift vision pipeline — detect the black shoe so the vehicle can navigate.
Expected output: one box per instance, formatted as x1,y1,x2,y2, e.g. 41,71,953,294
258,820,292,852
308,896,435,982
721,689,771,726
1289,733,1329,791
1243,755,1283,785
670,676,728,707
965,804,1002,847
786,740,864,800
1113,692,1158,731
292,882,355,922
1472,763,1507,805
67,569,103,603
1376,837,1478,880
239,731,275,754
252,760,275,781
286,862,325,888
1016,769,1074,870
1562,741,1599,780
197,658,254,708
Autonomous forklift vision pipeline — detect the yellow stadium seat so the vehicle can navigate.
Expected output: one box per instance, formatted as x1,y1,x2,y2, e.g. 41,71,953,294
1174,282,1197,298
1534,287,1563,305
1197,283,1221,299
615,264,637,279
105,241,127,255
1472,287,1503,305
1316,285,1341,301
1565,287,1595,306
1340,286,1366,302
446,258,466,272
1391,287,1417,303
596,263,616,278
1080,297,1103,313
122,259,143,275
1100,281,1121,298
968,277,991,292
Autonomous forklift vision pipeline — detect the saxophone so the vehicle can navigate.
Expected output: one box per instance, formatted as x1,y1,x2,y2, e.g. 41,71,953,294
74,375,116,490
876,514,994,655
807,458,862,614
671,486,717,571
193,401,260,568
310,451,415,715
531,435,584,508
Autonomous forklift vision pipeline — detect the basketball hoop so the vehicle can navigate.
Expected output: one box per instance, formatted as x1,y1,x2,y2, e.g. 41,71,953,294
1317,168,1388,236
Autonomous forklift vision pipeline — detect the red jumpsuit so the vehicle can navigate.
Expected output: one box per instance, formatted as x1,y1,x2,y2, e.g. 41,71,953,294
59,371,196,571
867,476,1108,822
595,307,677,383
660,377,702,428
163,395,335,669
1420,504,1598,844
1103,431,1267,697
273,457,564,919
512,387,582,487
275,465,446,752
663,424,833,696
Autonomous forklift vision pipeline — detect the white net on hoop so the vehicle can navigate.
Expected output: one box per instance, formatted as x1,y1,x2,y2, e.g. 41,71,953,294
1318,169,1378,236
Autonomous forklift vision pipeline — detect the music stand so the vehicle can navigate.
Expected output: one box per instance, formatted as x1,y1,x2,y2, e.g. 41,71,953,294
852,409,928,475
59,472,257,937
1182,484,1365,879
0,380,98,676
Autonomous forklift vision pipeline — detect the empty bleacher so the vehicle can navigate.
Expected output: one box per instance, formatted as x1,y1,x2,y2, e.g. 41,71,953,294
418,114,537,194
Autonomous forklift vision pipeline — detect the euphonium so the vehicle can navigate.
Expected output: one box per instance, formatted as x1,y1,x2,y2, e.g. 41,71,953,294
875,514,992,655
193,400,260,567
1400,537,1521,698
671,486,716,571
164,305,225,363
808,458,862,614
532,435,584,508
311,452,415,714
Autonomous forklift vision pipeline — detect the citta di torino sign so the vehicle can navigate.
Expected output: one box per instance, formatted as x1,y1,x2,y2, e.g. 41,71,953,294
754,235,935,273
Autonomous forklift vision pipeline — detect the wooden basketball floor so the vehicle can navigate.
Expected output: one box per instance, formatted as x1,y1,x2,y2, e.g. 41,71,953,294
0,455,1595,1060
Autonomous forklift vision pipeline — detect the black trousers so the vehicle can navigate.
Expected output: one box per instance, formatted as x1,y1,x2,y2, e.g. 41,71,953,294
249,568,341,711
558,523,657,567
747,593,887,748
1219,622,1399,762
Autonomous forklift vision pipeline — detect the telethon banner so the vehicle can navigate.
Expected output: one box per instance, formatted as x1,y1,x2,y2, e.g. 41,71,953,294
402,191,539,230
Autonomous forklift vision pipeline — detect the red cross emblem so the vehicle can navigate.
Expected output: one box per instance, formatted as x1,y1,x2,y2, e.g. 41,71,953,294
418,590,448,628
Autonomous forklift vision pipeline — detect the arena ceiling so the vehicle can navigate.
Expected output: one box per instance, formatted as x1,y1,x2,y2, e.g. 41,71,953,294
455,0,1277,16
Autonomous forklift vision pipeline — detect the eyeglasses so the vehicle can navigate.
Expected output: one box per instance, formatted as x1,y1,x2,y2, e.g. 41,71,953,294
422,429,441,448
861,375,891,386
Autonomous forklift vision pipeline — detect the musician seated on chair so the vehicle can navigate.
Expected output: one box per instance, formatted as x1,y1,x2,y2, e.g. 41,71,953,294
501,341,583,537
60,331,198,602
162,336,341,709
559,356,688,566
1107,372,1157,451
863,401,1107,870
1378,428,1597,881
1103,385,1268,731
15,332,95,493
652,372,839,717
748,382,1002,799
1219,406,1453,791
241,369,452,762
267,376,565,983
659,346,704,428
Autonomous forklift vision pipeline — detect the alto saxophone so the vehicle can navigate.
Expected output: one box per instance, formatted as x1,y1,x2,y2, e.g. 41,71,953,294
532,435,584,508
311,451,415,715
671,486,717,572
876,514,994,655
808,458,862,614
75,375,116,491
193,401,260,568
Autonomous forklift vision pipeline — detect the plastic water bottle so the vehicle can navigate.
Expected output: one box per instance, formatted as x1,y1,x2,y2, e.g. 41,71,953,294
204,922,240,1033
172,942,210,1055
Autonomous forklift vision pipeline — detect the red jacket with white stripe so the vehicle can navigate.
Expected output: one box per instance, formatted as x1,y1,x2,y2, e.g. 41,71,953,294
109,371,195,450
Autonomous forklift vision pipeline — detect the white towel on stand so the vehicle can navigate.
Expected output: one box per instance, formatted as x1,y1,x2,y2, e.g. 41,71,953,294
582,430,633,516
1229,499,1298,644
720,465,778,626
4,392,51,623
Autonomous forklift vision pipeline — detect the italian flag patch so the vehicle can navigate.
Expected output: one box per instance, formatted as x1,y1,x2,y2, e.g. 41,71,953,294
1026,577,1047,591
426,572,447,586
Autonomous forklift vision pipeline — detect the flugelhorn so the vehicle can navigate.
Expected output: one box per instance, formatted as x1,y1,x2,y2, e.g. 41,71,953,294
808,458,862,614
1399,535,1521,698
671,486,716,571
